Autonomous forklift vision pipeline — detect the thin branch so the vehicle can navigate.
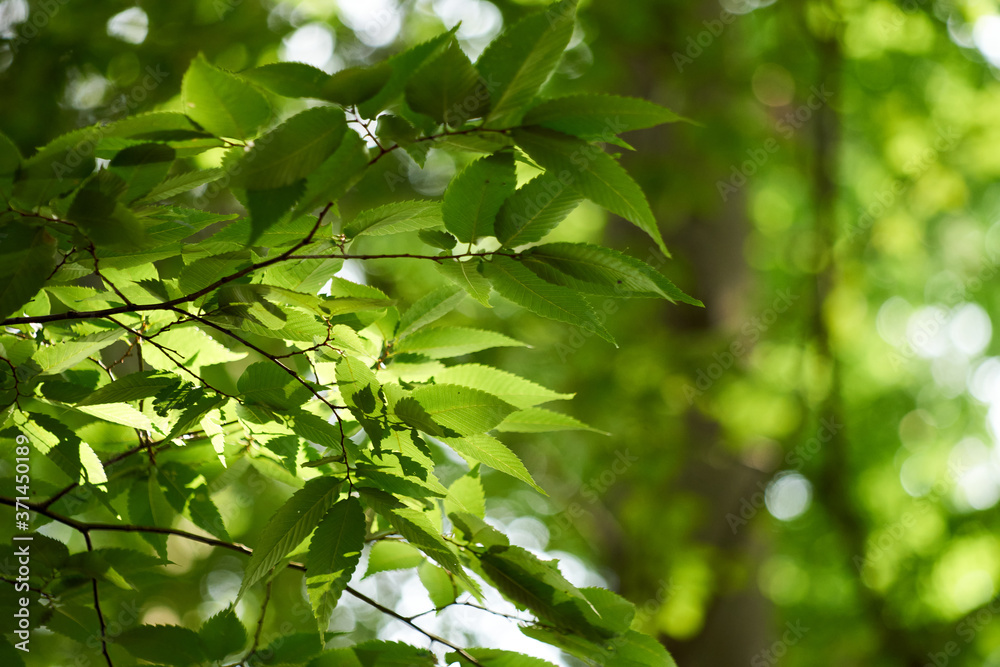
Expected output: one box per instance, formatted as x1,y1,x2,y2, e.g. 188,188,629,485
286,251,516,262
367,126,511,167
343,586,483,665
0,495,482,666
0,208,332,327
84,531,114,667
237,577,273,667
105,315,235,398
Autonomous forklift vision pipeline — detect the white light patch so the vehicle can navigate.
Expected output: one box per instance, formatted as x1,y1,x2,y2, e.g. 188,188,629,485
0,0,28,37
969,357,1000,405
280,22,335,71
877,296,912,347
335,0,401,47
107,7,149,45
906,306,949,358
949,303,991,357
65,71,110,110
334,259,367,286
951,437,1000,511
973,15,1000,68
432,0,502,57
765,472,812,521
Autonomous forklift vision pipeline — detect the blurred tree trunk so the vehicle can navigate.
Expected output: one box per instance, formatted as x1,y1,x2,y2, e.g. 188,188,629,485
580,1,774,663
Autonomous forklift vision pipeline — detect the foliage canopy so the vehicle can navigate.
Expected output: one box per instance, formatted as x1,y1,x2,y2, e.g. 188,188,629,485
0,2,697,665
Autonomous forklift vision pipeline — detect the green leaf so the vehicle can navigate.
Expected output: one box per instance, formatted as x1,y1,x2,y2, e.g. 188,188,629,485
237,361,311,411
442,151,516,243
397,383,517,436
576,587,636,636
323,63,392,105
444,467,485,518
33,329,123,376
0,636,26,667
383,506,466,578
523,94,682,141
0,225,57,322
115,625,207,667
134,167,225,204
483,256,615,344
376,115,431,166
67,170,146,247
344,200,442,238
239,475,343,598
128,475,174,559
198,608,248,662
495,171,582,247
79,371,179,405
246,180,306,245
450,512,509,548
496,406,605,434
365,541,424,576
181,53,271,140
187,487,231,541
522,626,678,667
336,355,383,416
477,544,600,637
258,633,325,665
0,128,21,180
432,364,572,408
356,30,457,118
522,242,702,304
396,285,463,338
306,498,366,625
418,228,457,249
237,106,347,190
394,326,525,359
11,126,97,208
293,130,369,217
435,258,493,308
438,433,543,493
242,62,331,99
309,640,436,667
512,127,669,257
108,143,175,202
476,0,577,127
418,561,458,609
405,41,489,125
447,648,559,667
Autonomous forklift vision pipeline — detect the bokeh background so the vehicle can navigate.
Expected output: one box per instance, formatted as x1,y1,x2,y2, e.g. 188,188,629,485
4,0,1000,664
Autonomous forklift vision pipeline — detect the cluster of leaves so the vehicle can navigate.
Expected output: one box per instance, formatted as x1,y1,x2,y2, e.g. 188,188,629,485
0,1,697,665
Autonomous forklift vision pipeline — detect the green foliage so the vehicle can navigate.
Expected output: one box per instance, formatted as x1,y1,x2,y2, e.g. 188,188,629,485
0,2,696,665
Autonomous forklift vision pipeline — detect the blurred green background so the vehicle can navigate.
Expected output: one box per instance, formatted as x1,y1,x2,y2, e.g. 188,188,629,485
4,0,1000,664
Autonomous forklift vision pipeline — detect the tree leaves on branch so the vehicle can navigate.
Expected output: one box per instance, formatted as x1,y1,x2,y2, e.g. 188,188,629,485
0,1,695,664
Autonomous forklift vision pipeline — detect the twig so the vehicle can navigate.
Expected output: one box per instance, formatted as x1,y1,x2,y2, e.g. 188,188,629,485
84,531,114,667
0,495,482,666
